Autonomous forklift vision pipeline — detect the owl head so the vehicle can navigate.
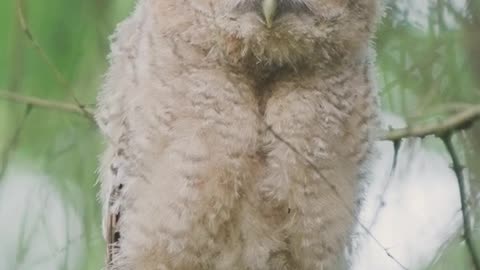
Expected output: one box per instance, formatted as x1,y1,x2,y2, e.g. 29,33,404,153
213,0,382,71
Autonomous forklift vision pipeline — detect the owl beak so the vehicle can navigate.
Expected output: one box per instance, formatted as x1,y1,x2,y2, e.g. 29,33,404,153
262,0,278,28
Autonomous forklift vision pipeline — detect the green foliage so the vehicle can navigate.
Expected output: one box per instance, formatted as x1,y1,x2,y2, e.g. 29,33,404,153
0,1,135,269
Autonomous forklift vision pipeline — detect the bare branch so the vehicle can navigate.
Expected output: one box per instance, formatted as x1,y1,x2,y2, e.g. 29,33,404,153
380,105,480,141
2,89,479,144
0,91,94,119
15,0,92,118
441,134,480,270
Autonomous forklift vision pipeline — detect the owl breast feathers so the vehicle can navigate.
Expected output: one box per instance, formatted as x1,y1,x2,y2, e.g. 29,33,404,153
96,0,382,269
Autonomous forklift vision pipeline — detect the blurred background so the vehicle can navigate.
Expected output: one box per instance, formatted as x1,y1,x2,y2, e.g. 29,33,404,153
0,0,479,269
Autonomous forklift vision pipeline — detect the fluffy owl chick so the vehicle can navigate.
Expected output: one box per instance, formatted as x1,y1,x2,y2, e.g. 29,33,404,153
96,0,382,269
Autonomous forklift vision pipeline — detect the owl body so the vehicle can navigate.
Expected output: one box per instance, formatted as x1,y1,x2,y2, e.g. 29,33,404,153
96,0,381,269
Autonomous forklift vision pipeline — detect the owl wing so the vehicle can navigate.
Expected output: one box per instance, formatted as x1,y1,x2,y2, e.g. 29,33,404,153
96,12,142,266
97,100,131,265
97,76,129,265
97,64,134,267
99,123,130,267
106,179,123,265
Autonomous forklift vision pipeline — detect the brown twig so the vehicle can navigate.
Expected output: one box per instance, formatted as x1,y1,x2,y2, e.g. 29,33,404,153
441,133,480,270
380,105,480,141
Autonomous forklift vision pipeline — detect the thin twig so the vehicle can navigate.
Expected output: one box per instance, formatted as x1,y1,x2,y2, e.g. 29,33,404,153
367,139,418,230
15,0,92,118
441,133,480,270
264,125,410,270
15,1,68,87
0,91,94,119
380,105,480,141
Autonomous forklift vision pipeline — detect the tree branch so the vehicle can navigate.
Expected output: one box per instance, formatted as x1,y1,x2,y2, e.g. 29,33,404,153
15,0,91,116
380,105,480,141
2,91,479,142
0,91,94,119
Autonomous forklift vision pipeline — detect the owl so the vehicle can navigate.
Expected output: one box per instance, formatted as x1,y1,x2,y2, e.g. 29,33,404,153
96,0,382,269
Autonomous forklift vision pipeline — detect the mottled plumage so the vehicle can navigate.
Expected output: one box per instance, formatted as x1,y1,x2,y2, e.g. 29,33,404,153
96,0,382,269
